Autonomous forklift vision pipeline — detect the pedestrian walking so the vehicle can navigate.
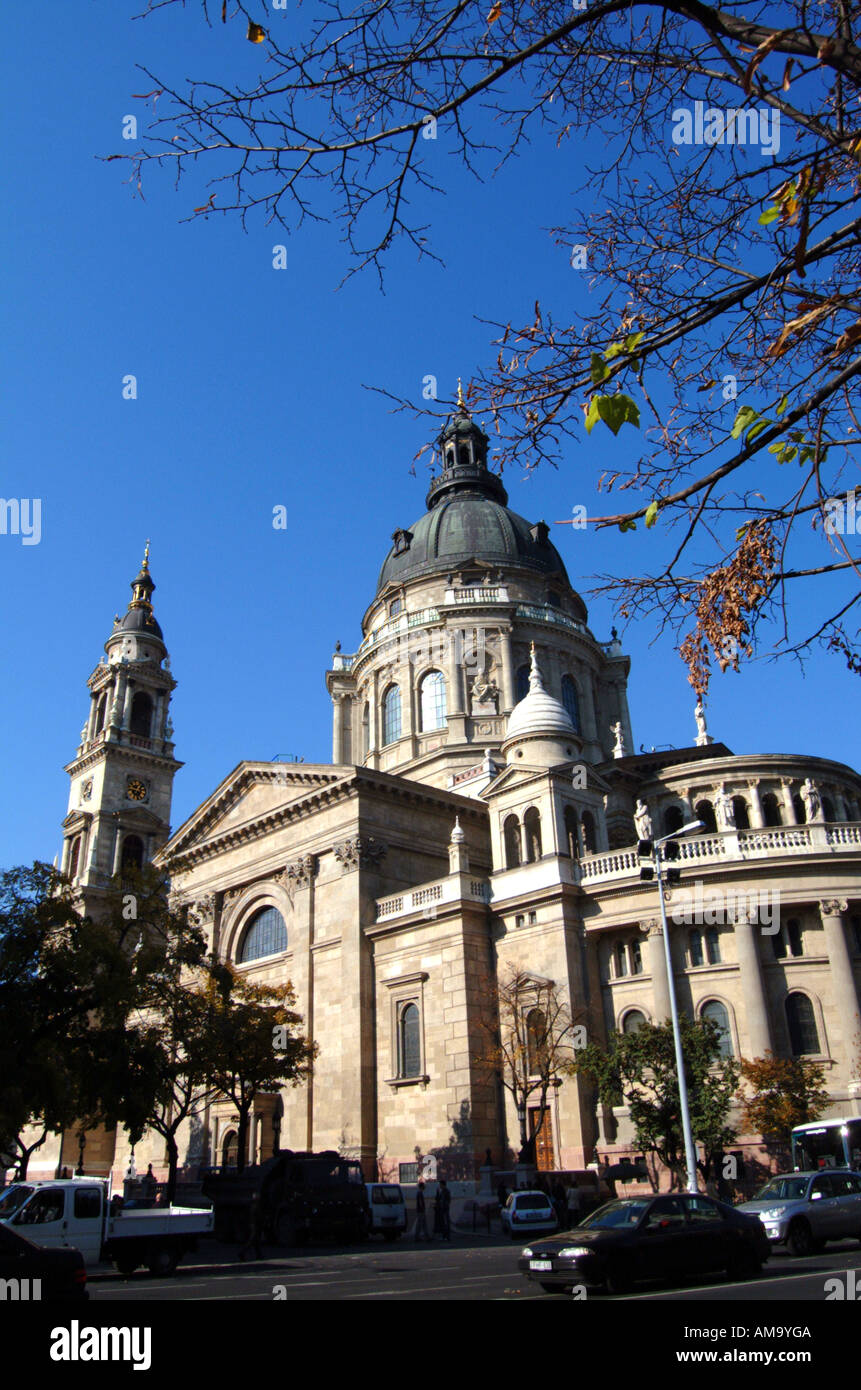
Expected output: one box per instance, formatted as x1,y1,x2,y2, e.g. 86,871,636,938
552,1179,567,1229
414,1180,429,1241
438,1178,451,1241
238,1191,264,1262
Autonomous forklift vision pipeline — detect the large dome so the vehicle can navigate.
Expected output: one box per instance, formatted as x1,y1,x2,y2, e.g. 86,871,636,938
377,402,571,593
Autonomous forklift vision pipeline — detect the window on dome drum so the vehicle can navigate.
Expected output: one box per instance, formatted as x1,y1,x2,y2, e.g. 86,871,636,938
701,1000,733,1057
130,691,153,739
663,805,684,836
631,940,643,975
389,597,403,617
382,685,402,745
419,670,447,732
95,693,108,734
622,1009,646,1035
689,930,705,967
732,796,750,829
580,810,596,853
695,799,717,834
564,806,580,859
821,795,835,821
705,928,721,964
398,1003,421,1079
68,836,82,879
615,943,629,977
524,808,542,862
546,592,561,608
239,906,288,964
526,1008,548,1074
504,815,522,869
361,704,369,759
793,793,806,824
761,792,783,826
561,675,580,731
121,835,144,872
786,993,820,1056
515,665,530,701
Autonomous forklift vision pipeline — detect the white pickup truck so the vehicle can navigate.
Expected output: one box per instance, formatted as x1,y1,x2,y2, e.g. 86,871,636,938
0,1178,213,1275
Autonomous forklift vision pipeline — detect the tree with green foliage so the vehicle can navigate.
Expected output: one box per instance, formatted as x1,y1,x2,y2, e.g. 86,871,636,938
574,1015,740,1188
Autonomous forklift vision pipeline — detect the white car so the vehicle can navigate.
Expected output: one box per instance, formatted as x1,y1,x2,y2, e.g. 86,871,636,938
501,1190,559,1240
739,1170,861,1256
365,1183,407,1241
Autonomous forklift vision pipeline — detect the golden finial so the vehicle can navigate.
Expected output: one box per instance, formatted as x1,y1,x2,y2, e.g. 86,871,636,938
142,539,150,571
456,377,466,409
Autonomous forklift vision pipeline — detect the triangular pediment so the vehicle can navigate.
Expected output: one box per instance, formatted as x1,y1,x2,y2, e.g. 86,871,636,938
483,759,612,800
160,761,349,860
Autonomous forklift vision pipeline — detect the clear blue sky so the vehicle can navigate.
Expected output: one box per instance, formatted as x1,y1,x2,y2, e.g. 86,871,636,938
2,2,857,869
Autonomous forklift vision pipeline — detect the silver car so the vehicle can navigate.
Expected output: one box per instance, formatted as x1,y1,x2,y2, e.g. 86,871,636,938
739,1170,861,1256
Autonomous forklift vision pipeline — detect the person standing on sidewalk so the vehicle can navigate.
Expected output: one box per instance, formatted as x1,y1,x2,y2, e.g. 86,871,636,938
438,1179,452,1241
414,1180,429,1241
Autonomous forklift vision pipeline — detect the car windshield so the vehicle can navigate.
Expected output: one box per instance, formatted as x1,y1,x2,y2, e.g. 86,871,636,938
580,1199,651,1229
372,1186,402,1205
516,1195,553,1211
752,1176,810,1202
0,1185,35,1217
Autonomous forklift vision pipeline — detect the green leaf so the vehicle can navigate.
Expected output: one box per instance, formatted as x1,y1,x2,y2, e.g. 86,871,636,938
775,394,789,417
589,352,610,385
591,392,641,436
758,205,780,226
584,395,602,434
731,404,759,440
644,501,660,528
745,418,772,442
618,518,637,533
604,340,625,360
624,332,645,353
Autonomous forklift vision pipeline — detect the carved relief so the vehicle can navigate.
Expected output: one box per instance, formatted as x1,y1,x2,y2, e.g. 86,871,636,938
334,837,388,872
819,899,848,918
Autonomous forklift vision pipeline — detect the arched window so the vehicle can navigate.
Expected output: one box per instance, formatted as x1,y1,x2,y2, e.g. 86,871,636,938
695,799,717,834
515,665,530,701
361,703,369,759
95,694,108,734
221,1131,239,1168
793,793,807,824
787,919,803,957
615,943,629,977
526,1008,548,1074
419,670,447,732
821,795,835,822
581,810,596,853
732,796,750,829
561,675,580,732
130,691,153,739
705,928,721,964
398,1003,421,1078
524,807,542,862
701,1000,733,1058
762,792,782,826
663,805,684,836
382,685,402,746
503,815,522,869
564,806,580,859
631,939,643,975
622,1009,646,1035
239,906,288,964
786,993,820,1056
68,836,82,879
689,930,704,967
121,835,144,872
389,597,403,617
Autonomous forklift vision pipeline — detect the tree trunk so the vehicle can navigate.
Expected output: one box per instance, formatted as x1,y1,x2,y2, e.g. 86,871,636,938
16,1128,47,1180
235,1101,251,1175
164,1130,180,1204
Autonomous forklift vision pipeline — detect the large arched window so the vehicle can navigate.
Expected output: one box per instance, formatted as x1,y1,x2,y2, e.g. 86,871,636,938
786,993,820,1056
526,1008,548,1074
419,670,447,732
701,1000,733,1057
361,703,369,759
524,807,542,863
561,675,581,732
695,799,717,834
515,665,530,701
503,815,522,869
581,810,596,853
95,693,108,734
68,836,82,879
564,806,580,859
382,685,402,746
821,795,835,822
398,1003,421,1078
732,796,750,829
793,793,807,824
221,1130,239,1168
663,805,685,836
121,835,144,872
239,906,288,964
622,1009,647,1035
762,792,783,826
130,691,153,739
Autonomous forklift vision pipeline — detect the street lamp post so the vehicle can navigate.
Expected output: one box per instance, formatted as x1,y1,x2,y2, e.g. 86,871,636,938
640,821,703,1194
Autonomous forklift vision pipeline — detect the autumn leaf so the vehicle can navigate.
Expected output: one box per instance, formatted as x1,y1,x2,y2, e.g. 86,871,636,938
487,1,502,23
247,21,266,43
193,194,217,214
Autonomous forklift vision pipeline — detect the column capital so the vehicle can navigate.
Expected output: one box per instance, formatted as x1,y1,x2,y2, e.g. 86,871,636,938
638,918,660,936
819,898,848,919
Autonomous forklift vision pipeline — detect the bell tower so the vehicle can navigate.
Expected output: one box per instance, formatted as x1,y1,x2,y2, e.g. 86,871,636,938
60,544,182,911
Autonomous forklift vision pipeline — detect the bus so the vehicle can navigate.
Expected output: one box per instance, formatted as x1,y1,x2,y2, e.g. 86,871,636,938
791,1117,861,1171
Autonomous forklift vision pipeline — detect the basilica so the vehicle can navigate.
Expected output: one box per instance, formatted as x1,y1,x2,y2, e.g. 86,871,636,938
49,397,861,1188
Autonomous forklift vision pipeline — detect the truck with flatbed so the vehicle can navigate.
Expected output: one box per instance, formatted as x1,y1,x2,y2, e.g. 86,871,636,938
0,1177,213,1275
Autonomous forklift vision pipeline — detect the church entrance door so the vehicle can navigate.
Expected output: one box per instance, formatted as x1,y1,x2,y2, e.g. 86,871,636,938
529,1106,555,1171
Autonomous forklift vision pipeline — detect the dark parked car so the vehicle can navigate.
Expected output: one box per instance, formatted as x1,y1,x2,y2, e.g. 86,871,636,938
0,1219,88,1300
517,1193,770,1294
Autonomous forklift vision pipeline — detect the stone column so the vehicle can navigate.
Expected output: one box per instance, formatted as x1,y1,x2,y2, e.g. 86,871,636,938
85,696,98,742
498,628,515,711
111,823,124,876
782,780,798,824
368,673,378,754
819,899,861,1076
61,837,71,874
582,673,599,743
447,627,464,714
333,692,345,763
733,912,772,1057
747,780,765,829
643,920,672,1024
121,678,134,731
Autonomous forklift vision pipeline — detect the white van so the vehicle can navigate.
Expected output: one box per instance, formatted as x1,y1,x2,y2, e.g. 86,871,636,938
365,1183,407,1241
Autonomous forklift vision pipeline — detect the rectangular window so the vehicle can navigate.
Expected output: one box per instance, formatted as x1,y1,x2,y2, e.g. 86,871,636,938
399,1163,419,1184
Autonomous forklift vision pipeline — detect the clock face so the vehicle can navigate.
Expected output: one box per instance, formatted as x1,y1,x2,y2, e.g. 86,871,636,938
127,778,148,802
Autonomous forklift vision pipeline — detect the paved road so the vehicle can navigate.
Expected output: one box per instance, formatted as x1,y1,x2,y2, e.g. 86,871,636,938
88,1233,861,1302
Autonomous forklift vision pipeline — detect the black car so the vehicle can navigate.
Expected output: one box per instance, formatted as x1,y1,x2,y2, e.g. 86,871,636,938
0,1219,88,1300
517,1193,770,1294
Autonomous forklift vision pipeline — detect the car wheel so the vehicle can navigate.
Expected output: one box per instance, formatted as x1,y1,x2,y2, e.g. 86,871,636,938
787,1218,813,1257
606,1259,634,1295
115,1257,139,1276
540,1282,567,1294
147,1248,179,1277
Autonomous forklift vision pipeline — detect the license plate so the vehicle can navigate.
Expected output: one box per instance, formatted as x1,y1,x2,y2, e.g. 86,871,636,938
530,1259,552,1272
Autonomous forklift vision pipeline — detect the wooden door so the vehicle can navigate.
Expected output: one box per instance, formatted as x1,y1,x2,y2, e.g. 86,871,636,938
529,1106,554,1171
